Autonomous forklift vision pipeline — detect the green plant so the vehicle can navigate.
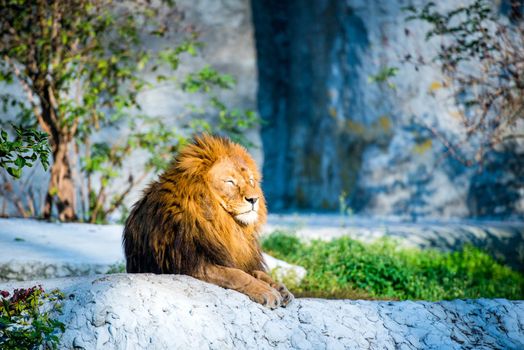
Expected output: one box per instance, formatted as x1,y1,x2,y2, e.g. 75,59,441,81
338,190,354,217
262,231,524,300
0,125,50,179
368,66,398,90
0,286,65,349
1,0,187,220
106,261,126,274
0,0,258,222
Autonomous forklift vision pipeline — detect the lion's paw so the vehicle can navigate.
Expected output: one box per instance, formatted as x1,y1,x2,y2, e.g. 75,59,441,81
260,288,282,309
274,282,294,307
247,283,282,309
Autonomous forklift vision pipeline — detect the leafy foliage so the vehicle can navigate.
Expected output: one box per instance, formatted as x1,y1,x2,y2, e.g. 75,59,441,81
0,0,259,221
0,286,65,349
262,231,524,300
0,125,50,179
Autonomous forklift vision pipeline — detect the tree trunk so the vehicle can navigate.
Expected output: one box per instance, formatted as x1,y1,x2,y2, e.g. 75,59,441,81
43,139,76,221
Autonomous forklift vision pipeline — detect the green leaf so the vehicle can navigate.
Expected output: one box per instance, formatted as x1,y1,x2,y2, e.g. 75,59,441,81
14,156,26,168
6,167,22,178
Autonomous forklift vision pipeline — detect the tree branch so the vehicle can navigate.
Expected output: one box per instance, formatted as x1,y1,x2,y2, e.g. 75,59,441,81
3,55,51,136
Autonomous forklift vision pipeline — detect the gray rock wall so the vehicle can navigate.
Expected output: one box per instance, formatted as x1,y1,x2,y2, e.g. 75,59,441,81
1,274,523,349
252,0,524,219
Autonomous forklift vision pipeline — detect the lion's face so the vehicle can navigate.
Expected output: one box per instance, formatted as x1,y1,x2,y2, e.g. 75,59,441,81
208,157,264,225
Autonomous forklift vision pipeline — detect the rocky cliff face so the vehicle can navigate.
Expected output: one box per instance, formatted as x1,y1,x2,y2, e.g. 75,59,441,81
252,0,524,219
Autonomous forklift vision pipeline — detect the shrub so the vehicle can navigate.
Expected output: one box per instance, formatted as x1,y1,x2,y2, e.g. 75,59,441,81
262,231,524,300
0,286,65,349
0,125,50,179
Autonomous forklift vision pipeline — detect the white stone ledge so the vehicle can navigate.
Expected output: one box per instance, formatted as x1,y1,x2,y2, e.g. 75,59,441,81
0,218,306,283
1,274,522,349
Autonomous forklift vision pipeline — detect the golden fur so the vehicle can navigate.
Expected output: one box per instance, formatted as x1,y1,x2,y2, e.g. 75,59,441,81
123,134,267,275
123,134,293,308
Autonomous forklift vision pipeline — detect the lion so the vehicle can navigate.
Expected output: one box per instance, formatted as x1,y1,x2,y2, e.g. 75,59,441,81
123,134,293,308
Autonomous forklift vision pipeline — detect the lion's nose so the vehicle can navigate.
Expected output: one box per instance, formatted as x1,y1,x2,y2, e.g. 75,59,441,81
245,196,258,205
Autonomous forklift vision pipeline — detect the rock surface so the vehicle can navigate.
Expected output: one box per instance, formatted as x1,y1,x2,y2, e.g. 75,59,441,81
1,274,523,349
253,0,524,218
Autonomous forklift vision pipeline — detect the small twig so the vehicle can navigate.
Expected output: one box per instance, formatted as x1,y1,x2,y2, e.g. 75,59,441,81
105,172,148,216
418,119,475,167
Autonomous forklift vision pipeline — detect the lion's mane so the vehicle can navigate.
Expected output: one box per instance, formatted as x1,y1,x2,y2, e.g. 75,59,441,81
123,135,267,275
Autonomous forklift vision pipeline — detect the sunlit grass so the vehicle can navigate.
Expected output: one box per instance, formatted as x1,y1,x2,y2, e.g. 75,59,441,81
262,231,524,301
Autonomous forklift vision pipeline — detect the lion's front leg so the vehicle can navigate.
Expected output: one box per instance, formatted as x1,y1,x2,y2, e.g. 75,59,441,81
252,270,294,307
196,265,282,309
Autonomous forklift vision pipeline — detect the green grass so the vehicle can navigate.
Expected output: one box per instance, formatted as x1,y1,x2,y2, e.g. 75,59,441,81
262,231,524,301
106,261,126,274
